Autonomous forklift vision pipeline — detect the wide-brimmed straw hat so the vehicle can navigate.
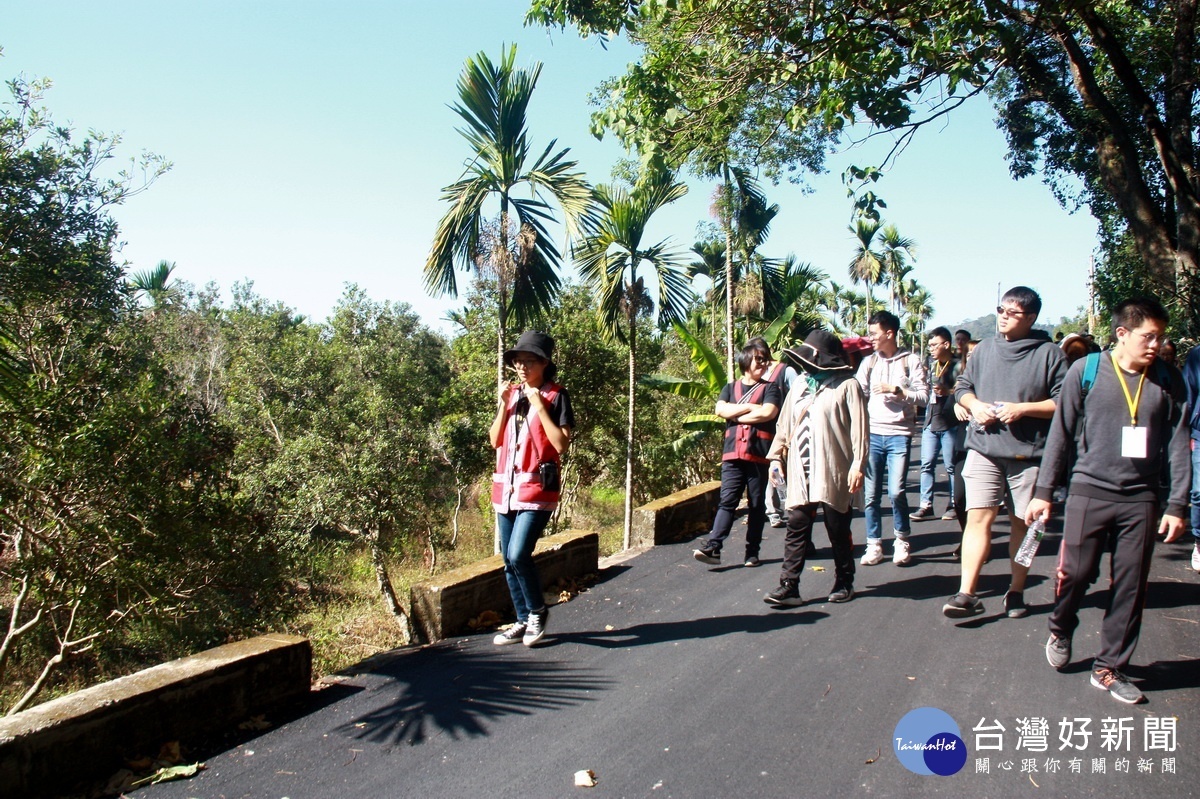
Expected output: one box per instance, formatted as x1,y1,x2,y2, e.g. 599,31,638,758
783,329,852,372
503,330,555,367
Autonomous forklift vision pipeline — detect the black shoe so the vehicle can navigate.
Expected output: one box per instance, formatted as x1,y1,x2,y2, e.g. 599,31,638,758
1004,591,1028,618
1046,634,1071,670
942,592,984,618
909,505,935,521
828,583,854,603
523,608,548,647
693,546,721,565
764,579,802,606
941,507,958,521
743,556,761,568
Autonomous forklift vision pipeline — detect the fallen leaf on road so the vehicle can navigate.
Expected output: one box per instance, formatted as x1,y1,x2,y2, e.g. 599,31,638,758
865,747,880,764
605,625,615,631
468,610,503,630
574,769,598,787
239,714,271,731
906,676,916,681
130,763,205,788
810,565,825,572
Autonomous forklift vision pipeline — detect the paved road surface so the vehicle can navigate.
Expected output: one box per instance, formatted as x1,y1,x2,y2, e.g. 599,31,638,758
134,503,1200,798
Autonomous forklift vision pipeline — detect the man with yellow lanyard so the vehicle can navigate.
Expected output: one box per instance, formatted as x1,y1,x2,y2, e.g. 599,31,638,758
1027,297,1191,704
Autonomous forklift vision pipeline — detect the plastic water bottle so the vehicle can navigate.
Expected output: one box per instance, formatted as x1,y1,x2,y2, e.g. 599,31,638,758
969,403,1004,434
1014,517,1046,568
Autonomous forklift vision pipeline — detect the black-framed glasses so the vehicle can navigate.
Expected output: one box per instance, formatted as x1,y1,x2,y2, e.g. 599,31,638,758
996,306,1029,318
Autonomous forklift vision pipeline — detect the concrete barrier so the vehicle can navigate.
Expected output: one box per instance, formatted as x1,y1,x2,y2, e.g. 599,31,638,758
629,479,721,548
0,633,311,799
410,528,598,642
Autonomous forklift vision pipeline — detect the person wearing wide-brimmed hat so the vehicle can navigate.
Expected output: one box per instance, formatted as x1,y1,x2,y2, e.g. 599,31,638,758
763,329,868,606
489,330,575,647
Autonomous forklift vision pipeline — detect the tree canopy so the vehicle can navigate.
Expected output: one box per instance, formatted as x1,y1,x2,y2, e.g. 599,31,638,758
528,0,1200,334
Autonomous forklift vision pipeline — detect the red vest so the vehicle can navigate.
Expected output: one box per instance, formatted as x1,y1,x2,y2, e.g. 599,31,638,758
722,379,773,463
492,382,563,511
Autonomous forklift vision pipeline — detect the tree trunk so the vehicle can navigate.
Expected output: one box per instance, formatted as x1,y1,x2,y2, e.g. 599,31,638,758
367,528,417,645
623,306,637,551
494,205,511,555
723,168,736,379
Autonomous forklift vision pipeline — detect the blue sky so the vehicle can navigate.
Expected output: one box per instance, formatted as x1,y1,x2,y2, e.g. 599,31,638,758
4,1,1100,332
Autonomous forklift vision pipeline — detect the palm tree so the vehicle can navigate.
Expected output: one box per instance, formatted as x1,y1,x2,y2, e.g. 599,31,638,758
903,282,935,349
424,45,593,389
576,165,693,549
711,167,778,376
764,255,829,336
687,238,726,348
130,260,180,309
847,217,884,324
879,224,917,315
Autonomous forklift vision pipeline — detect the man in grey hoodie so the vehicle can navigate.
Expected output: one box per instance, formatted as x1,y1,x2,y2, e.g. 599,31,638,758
943,286,1068,619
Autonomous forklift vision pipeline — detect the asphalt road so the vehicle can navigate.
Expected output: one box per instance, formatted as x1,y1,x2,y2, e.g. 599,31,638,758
133,499,1200,799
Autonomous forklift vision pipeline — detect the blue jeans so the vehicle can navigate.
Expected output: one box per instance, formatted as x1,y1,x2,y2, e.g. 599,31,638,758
919,426,957,509
1191,439,1200,543
864,433,912,542
497,509,551,623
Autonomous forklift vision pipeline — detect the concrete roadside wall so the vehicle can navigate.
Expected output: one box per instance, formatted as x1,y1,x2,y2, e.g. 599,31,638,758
411,528,598,642
0,486,714,796
630,480,721,548
0,633,311,799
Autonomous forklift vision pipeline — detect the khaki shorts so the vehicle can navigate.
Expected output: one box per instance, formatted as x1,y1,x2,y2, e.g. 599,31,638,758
961,449,1039,518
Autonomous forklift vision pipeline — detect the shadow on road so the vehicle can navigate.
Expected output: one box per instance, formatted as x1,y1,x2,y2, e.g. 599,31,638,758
552,609,829,649
333,643,614,747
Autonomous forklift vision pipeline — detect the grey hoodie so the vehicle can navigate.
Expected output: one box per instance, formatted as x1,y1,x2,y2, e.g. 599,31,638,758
954,331,1068,460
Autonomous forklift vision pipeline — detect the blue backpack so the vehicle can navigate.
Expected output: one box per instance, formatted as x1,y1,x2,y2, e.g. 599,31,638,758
1079,351,1176,419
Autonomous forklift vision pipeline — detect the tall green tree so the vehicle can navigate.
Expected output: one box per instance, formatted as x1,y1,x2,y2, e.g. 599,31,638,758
575,164,693,549
424,45,594,389
529,0,1200,335
879,224,917,316
129,260,180,309
847,218,884,325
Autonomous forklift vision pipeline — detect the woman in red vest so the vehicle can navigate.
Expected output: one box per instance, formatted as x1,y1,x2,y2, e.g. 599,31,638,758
693,338,783,567
489,331,575,647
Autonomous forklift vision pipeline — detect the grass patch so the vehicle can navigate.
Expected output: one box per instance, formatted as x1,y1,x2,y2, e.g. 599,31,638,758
569,485,626,557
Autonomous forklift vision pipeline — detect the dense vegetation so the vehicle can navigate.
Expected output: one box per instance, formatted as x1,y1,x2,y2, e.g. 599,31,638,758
14,0,1195,710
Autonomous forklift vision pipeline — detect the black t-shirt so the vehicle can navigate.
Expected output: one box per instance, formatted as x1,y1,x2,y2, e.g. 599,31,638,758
513,383,575,434
926,357,963,432
719,378,783,460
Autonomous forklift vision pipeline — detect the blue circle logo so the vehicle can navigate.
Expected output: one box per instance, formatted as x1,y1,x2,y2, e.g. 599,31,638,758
893,707,967,776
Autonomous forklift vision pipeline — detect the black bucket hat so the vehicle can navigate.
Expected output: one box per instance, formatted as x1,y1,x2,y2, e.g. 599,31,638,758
783,329,851,372
503,330,555,367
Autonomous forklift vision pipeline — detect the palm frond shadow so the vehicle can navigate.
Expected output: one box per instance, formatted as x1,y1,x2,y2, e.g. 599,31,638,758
334,644,613,747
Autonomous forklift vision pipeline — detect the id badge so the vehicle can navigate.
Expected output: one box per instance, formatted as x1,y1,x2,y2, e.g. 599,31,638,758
1121,426,1147,459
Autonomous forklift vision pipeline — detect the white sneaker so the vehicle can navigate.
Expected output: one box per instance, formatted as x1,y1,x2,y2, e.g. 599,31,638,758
893,537,912,566
1191,544,1200,572
493,622,526,645
860,541,884,566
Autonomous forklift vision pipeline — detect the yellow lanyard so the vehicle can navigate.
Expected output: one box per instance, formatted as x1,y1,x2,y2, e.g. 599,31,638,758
1110,351,1146,426
932,359,947,379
